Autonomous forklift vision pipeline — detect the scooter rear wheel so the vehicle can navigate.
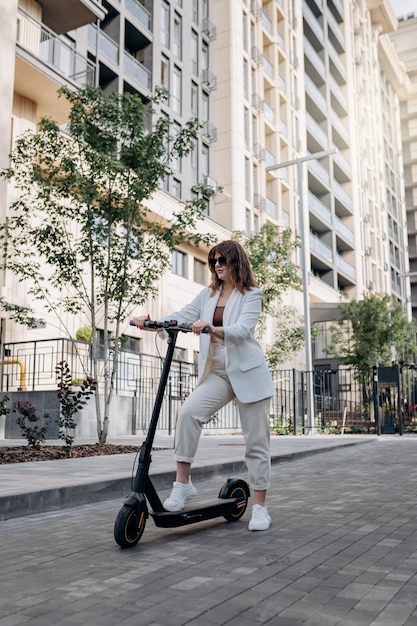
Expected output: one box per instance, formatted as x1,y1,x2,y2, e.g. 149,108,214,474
219,478,250,522
114,503,147,548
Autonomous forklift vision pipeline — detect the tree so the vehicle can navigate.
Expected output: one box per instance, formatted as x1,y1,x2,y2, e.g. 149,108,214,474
235,223,304,366
0,85,215,444
327,293,417,370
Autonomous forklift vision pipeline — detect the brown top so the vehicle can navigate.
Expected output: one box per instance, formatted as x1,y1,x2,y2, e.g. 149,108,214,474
213,305,224,327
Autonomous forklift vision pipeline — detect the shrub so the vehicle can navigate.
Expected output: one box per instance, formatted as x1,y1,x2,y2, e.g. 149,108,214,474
56,361,96,452
15,401,50,449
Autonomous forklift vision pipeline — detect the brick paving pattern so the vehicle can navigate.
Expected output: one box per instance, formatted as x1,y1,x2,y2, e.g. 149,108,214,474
0,437,417,625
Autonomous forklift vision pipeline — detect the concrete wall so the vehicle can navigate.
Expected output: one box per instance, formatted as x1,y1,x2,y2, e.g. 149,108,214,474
0,391,135,440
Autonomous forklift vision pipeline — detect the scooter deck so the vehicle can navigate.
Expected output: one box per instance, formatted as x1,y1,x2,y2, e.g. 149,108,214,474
150,497,243,528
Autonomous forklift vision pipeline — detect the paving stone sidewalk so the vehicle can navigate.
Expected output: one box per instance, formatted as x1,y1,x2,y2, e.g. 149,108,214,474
0,436,417,625
0,434,375,520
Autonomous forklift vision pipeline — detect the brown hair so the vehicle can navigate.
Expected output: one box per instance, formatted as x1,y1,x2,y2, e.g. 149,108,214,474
208,240,258,294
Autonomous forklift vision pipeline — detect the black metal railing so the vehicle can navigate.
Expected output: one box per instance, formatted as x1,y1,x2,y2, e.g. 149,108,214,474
3,338,417,435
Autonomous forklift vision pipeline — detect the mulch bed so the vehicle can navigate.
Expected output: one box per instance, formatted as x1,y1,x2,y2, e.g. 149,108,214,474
0,443,143,464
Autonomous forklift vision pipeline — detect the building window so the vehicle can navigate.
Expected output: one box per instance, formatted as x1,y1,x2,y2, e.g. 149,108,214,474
244,108,250,150
253,163,258,196
202,91,209,122
202,41,208,71
191,138,198,182
172,66,182,113
191,30,198,75
173,12,182,60
121,334,141,352
245,208,251,234
242,12,248,53
161,55,169,89
172,178,182,198
245,157,250,201
194,258,207,285
243,59,248,100
172,249,187,277
202,143,209,176
171,122,182,172
191,82,198,116
192,0,198,24
161,1,170,48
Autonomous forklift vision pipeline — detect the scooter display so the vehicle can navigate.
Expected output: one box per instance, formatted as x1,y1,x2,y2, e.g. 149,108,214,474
114,320,250,549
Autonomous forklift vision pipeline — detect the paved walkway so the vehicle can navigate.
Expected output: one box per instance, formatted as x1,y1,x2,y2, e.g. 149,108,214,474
1,435,417,625
0,434,375,520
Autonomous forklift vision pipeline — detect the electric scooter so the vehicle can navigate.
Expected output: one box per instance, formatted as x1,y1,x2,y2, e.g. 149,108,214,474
113,320,250,549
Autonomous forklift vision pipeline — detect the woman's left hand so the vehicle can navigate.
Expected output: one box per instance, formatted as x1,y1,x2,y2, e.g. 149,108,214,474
190,320,213,335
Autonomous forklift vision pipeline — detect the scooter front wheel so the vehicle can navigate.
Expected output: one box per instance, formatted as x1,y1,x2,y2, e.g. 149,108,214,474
114,503,147,548
219,478,250,522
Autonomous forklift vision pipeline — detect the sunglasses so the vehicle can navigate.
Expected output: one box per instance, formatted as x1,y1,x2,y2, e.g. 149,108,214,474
209,255,227,269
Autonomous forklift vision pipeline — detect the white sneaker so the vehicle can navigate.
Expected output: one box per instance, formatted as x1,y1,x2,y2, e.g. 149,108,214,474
248,504,271,531
163,481,197,512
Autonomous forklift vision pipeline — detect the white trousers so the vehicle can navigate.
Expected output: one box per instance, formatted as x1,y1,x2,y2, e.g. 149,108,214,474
175,344,271,491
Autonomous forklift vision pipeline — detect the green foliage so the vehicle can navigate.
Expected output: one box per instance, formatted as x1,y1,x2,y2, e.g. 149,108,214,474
14,401,50,449
76,326,92,342
0,85,217,443
236,223,304,364
327,293,417,370
0,394,10,417
56,361,97,452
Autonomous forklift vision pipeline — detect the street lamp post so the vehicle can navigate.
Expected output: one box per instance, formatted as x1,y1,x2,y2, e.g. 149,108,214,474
266,148,337,434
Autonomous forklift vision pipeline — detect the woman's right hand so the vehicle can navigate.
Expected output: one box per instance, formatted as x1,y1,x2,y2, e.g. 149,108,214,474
130,314,151,329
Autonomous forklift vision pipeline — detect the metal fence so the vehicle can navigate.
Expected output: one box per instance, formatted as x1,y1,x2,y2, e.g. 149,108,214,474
2,338,417,435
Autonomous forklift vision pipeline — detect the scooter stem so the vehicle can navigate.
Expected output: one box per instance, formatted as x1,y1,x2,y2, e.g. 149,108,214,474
132,329,178,492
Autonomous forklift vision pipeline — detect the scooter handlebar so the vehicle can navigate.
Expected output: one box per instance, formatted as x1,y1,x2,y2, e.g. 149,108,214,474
130,320,211,333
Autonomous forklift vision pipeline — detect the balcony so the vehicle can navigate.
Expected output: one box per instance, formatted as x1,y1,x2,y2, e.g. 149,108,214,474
126,0,152,30
335,216,354,246
310,235,333,263
327,9,345,53
262,56,274,80
38,0,106,35
202,17,217,40
202,121,218,142
261,11,273,36
266,197,277,218
88,24,119,65
303,1,324,47
15,7,95,122
333,181,353,215
306,112,328,152
328,41,346,85
202,69,217,90
124,51,151,91
309,192,331,227
336,254,355,281
262,101,275,126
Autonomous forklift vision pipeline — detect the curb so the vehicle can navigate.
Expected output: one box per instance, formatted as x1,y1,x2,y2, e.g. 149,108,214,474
0,439,373,520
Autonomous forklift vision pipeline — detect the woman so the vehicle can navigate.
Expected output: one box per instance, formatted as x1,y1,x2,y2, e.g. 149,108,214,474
131,240,275,531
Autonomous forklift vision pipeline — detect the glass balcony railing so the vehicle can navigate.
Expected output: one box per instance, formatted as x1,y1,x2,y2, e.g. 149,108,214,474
126,0,151,30
310,235,333,262
336,255,355,280
88,24,119,64
17,6,95,84
308,192,331,225
261,11,272,35
266,197,277,218
335,217,354,245
124,51,151,90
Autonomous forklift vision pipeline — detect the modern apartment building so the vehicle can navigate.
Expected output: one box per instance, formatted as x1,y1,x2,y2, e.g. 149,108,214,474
0,0,414,374
390,12,417,322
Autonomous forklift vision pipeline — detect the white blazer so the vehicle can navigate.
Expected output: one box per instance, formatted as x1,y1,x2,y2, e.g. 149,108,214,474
160,286,275,403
